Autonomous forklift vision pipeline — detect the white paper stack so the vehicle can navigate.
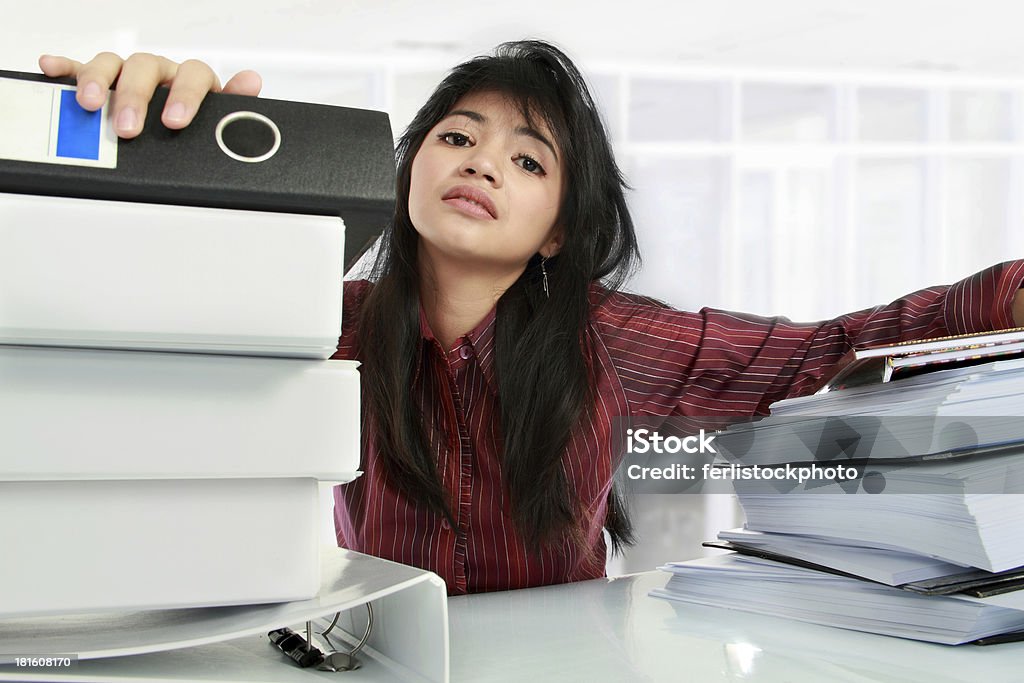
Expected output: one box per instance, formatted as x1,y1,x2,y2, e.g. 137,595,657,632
714,358,1024,464
654,554,1024,645
713,528,969,586
653,359,1024,644
0,193,361,616
733,458,1024,572
715,359,1024,572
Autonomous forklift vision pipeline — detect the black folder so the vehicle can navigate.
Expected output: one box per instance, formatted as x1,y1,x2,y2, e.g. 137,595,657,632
0,70,396,269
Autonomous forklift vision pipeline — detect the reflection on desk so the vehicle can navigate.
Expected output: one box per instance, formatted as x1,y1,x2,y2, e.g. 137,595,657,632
449,571,1024,683
3,569,1022,682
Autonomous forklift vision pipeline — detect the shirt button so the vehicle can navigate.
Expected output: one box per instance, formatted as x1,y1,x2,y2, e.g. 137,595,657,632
441,519,451,530
459,345,472,360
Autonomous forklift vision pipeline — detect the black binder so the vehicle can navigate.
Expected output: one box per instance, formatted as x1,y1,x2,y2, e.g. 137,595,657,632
0,70,396,268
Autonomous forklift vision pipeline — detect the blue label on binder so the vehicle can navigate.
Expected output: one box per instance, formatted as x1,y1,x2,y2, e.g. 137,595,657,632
55,90,101,160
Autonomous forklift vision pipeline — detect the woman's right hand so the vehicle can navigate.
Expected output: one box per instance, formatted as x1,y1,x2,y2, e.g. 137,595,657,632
38,52,262,139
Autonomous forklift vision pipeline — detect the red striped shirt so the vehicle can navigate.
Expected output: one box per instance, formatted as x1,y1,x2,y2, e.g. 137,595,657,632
332,260,1024,594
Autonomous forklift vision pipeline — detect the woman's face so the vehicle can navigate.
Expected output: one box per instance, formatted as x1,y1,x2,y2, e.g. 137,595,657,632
408,91,564,278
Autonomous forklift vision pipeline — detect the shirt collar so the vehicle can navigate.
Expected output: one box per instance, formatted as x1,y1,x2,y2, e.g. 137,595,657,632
417,301,499,395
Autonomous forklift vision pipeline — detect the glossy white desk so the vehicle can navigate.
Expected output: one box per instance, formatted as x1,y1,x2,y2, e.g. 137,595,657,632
449,571,1024,682
3,570,1022,682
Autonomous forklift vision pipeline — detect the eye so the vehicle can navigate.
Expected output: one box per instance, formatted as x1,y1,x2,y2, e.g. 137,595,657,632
515,154,546,176
438,132,471,146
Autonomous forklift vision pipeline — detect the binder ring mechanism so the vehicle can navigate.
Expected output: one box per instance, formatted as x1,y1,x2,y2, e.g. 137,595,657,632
215,111,282,163
268,602,374,672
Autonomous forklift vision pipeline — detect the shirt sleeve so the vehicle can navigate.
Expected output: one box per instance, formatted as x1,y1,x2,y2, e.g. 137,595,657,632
593,260,1024,418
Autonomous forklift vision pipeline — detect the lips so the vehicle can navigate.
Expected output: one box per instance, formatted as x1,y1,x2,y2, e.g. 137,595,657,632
441,185,498,220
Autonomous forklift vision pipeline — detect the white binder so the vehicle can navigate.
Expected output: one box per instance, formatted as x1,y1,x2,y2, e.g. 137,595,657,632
0,478,326,616
0,346,360,479
0,192,346,358
0,347,362,616
0,549,449,682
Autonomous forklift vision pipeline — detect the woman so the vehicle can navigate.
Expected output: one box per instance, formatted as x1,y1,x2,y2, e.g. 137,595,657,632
41,41,1024,595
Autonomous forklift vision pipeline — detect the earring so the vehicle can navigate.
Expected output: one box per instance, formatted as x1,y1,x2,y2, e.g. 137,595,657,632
541,255,550,298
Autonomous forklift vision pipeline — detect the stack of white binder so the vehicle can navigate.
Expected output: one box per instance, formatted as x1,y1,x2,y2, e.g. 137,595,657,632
0,191,361,617
652,353,1024,645
0,73,453,681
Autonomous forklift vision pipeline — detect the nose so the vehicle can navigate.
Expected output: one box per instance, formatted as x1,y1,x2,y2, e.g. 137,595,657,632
459,147,502,187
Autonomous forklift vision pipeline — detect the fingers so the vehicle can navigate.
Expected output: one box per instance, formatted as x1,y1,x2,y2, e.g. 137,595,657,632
162,67,263,129
109,53,180,137
223,70,263,97
162,59,221,129
40,52,124,111
38,54,82,78
80,52,132,112
38,52,260,139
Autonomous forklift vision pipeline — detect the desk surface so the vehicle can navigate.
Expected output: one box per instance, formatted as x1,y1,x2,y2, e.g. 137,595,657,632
3,570,1022,682
449,571,1024,683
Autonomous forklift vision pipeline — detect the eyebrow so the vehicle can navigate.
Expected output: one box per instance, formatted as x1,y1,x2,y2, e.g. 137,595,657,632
445,109,559,162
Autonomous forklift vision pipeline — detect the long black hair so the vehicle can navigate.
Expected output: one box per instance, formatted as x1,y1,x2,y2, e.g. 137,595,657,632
358,40,640,553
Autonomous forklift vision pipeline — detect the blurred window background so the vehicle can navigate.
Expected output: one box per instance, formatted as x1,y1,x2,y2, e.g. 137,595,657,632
175,51,1024,575
9,15,1022,574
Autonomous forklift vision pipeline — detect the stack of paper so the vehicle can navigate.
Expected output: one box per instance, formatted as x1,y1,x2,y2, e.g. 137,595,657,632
710,528,969,586
653,353,1024,644
732,458,1024,572
654,554,1024,645
0,192,361,616
714,358,1024,464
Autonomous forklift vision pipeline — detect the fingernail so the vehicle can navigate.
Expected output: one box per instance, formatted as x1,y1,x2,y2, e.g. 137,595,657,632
116,106,138,133
82,81,102,104
165,101,187,124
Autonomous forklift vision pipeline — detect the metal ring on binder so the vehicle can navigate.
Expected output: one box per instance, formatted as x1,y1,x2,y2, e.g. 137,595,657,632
266,603,374,672
318,603,374,672
214,111,282,163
